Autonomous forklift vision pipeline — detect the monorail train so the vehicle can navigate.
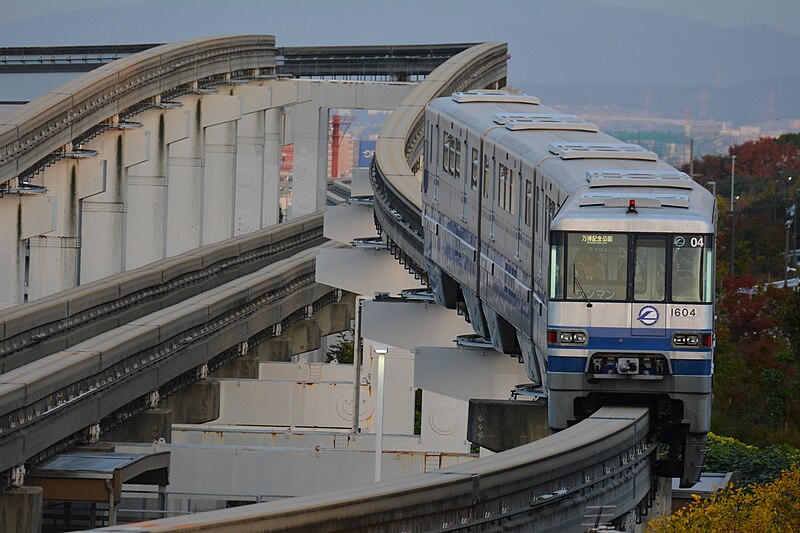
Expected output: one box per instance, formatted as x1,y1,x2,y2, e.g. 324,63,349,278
421,90,715,486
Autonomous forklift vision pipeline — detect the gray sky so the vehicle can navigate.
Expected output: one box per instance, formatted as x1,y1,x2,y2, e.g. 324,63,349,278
589,0,800,35
3,0,800,36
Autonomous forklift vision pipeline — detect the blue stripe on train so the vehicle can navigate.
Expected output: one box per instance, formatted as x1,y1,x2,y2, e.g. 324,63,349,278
547,355,712,376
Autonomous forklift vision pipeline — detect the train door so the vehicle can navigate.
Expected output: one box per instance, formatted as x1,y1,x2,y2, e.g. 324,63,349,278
630,235,667,337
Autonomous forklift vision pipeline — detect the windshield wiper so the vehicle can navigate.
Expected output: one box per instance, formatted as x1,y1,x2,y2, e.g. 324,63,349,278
572,263,594,308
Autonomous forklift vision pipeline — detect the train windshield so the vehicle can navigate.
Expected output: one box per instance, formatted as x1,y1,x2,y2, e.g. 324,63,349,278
550,232,714,303
550,233,629,301
671,234,714,303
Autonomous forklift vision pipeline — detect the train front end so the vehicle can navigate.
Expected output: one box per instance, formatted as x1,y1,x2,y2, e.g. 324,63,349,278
546,196,715,487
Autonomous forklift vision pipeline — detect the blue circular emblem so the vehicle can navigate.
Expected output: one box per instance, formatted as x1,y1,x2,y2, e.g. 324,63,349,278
637,306,659,326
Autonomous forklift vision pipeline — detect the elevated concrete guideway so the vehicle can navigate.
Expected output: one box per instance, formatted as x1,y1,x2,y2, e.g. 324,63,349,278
0,38,421,308
0,43,479,104
0,35,668,531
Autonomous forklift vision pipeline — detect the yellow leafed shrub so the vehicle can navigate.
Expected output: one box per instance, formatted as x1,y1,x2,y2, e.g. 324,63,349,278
646,463,800,532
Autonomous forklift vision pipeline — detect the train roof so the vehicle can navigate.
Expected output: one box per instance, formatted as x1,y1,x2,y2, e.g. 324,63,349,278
428,91,715,234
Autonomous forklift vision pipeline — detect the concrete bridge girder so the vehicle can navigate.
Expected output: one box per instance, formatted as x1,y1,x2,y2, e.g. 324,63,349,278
0,78,413,307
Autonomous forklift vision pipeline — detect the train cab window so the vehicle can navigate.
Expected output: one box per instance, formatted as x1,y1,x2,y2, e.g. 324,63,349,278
549,232,565,300
550,233,628,301
634,237,666,302
671,235,713,303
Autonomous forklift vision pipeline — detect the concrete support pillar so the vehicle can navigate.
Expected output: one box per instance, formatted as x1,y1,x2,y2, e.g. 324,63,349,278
292,100,329,217
201,94,240,245
103,408,173,443
262,107,281,227
0,194,55,306
211,355,260,379
0,486,43,533
78,124,147,283
315,302,352,335
253,338,292,363
635,476,673,532
233,110,263,236
30,154,106,293
467,400,549,452
0,196,25,307
283,318,322,355
79,133,125,283
27,161,81,297
166,96,204,256
161,381,220,424
125,110,168,269
202,120,237,244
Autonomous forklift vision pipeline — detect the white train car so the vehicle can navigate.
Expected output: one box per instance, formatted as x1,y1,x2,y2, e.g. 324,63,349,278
422,90,715,486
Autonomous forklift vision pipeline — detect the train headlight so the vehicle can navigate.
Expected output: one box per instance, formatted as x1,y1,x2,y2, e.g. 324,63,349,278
673,332,701,347
549,329,588,345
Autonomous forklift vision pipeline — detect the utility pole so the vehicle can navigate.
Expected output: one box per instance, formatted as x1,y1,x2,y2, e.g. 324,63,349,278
792,186,800,276
730,155,736,276
782,173,793,285
786,217,791,286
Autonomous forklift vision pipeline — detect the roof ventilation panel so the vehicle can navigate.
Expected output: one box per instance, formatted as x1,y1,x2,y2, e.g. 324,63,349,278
492,113,599,132
549,142,658,161
586,170,694,189
452,90,540,105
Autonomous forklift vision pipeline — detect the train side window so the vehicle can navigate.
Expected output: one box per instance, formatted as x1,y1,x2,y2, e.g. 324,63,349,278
442,132,450,174
524,179,532,226
428,124,434,165
507,168,515,215
470,148,479,190
454,139,461,180
498,164,508,209
483,155,491,199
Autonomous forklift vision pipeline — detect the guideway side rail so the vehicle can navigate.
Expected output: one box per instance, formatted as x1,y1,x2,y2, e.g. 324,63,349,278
94,407,653,532
0,244,340,475
0,212,324,374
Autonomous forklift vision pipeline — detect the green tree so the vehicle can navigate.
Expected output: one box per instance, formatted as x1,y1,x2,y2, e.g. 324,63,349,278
325,332,354,364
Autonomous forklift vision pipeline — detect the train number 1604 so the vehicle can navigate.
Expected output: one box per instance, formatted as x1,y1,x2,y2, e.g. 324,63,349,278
671,308,696,317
